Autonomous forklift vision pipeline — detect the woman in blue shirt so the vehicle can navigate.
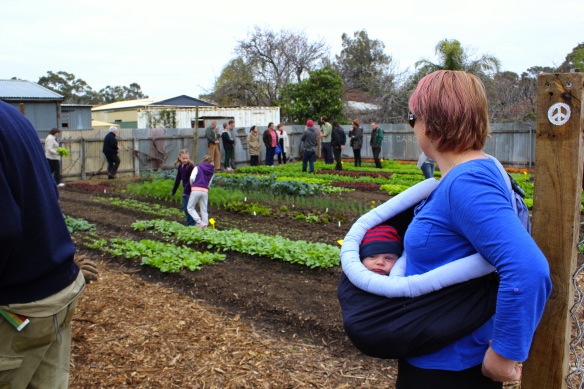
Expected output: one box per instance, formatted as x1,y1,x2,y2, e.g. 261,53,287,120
399,70,551,388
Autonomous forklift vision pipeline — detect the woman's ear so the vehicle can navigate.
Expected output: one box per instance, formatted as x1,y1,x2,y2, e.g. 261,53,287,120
424,123,433,136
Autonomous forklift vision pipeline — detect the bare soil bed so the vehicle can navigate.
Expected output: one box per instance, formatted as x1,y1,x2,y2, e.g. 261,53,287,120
60,179,400,388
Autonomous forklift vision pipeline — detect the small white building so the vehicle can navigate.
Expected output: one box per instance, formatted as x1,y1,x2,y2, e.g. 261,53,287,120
137,106,281,130
92,95,280,130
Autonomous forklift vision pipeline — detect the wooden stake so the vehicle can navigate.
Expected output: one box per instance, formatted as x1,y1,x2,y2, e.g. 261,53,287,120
193,106,199,162
522,72,584,389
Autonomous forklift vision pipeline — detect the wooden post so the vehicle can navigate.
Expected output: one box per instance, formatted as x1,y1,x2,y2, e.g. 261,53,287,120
193,106,199,162
523,72,584,388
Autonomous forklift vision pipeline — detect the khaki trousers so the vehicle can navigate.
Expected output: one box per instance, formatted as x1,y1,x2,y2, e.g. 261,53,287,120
0,298,78,389
208,143,221,170
0,273,84,389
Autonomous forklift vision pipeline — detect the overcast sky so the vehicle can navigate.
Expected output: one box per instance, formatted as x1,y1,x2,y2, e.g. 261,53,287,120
3,0,582,99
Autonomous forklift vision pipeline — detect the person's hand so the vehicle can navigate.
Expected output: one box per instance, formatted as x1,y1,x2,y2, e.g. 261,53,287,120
482,344,521,382
75,254,99,284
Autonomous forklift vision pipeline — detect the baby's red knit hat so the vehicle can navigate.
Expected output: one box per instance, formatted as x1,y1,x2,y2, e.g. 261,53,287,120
360,224,403,260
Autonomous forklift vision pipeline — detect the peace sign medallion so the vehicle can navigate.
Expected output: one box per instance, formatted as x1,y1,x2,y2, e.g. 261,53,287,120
547,103,571,126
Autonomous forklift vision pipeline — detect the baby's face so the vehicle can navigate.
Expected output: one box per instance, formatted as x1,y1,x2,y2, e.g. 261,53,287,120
362,253,399,275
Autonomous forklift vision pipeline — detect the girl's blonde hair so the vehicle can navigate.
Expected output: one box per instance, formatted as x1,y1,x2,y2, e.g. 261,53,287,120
174,149,194,166
201,154,213,164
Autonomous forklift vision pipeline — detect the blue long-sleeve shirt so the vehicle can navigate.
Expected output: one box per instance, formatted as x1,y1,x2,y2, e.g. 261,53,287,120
405,158,551,369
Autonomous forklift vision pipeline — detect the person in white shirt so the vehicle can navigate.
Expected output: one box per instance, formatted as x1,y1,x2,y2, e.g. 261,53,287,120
45,128,64,187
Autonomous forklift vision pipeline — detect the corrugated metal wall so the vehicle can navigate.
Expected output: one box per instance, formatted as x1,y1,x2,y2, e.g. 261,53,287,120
7,102,59,132
54,123,536,181
61,107,92,130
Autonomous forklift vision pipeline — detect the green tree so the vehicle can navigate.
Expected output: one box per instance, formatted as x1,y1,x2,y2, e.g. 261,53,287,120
415,39,500,76
125,83,148,100
335,30,393,95
37,71,147,104
98,83,147,104
279,66,345,124
559,42,584,72
37,71,95,104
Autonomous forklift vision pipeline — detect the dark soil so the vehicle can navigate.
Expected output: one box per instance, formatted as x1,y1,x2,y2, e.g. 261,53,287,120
59,180,394,363
60,182,387,353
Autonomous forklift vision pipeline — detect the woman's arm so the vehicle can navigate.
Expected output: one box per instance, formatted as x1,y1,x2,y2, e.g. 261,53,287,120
449,170,551,362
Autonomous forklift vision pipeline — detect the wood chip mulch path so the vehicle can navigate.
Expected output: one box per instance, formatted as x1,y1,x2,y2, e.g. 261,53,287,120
69,260,397,388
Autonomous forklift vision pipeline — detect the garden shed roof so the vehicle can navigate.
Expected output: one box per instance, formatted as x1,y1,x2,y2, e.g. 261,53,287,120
93,95,214,111
0,79,63,100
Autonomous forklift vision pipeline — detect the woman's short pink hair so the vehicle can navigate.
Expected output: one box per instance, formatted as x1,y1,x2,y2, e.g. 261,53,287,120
408,70,490,152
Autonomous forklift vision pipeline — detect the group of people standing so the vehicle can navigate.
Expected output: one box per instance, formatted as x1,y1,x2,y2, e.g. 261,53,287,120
59,118,425,186
205,120,237,172
319,116,349,171
205,118,388,172
260,122,290,166
300,116,345,173
298,117,385,173
206,121,291,169
325,117,385,170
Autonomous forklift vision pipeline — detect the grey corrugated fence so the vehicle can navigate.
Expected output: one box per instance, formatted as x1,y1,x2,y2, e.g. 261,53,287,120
54,123,535,181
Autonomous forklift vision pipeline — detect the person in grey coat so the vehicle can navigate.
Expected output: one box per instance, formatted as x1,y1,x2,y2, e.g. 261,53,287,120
301,119,319,173
349,119,363,167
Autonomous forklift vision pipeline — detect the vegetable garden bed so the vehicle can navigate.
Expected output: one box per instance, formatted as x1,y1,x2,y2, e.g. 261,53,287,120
60,159,535,388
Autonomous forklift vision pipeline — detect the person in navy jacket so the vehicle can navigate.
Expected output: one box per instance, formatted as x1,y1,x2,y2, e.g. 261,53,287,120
0,100,84,387
102,125,120,178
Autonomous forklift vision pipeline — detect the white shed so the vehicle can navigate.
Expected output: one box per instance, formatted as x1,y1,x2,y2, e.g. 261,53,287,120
137,106,281,129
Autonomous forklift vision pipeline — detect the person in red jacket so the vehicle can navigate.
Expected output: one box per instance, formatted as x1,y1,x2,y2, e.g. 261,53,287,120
262,122,277,166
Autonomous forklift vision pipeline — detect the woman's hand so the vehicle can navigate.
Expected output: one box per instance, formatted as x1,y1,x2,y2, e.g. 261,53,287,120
482,345,521,382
